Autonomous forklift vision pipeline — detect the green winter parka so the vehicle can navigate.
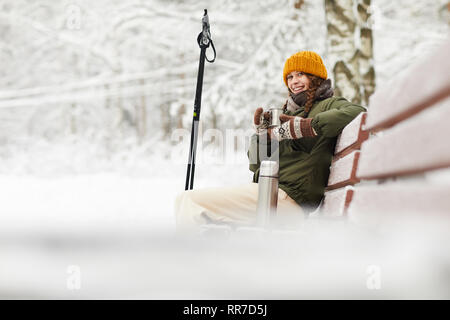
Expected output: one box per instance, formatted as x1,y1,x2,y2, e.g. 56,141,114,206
248,96,366,212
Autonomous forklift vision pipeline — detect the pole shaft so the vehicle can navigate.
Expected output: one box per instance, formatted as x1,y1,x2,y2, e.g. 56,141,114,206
185,45,207,190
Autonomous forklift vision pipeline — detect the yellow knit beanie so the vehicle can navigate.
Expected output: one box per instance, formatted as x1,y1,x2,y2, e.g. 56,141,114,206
283,51,328,87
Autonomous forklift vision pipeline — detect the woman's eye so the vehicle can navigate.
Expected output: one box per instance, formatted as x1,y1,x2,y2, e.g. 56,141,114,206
287,75,293,80
297,72,303,76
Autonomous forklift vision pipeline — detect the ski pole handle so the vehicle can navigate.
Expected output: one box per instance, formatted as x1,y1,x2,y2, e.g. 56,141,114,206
198,9,216,63
201,9,211,45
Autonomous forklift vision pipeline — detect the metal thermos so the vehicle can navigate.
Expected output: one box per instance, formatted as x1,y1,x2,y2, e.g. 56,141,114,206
256,160,279,227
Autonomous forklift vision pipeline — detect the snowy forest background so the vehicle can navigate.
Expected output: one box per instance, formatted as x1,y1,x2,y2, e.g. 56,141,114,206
0,0,449,231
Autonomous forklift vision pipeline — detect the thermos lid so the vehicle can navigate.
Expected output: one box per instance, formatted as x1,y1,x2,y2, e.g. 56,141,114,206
260,160,279,177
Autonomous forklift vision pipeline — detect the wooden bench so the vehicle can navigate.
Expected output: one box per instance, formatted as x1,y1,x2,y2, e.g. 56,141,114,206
319,39,450,220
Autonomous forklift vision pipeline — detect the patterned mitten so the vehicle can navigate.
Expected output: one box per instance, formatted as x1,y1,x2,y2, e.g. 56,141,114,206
268,114,317,141
253,108,271,136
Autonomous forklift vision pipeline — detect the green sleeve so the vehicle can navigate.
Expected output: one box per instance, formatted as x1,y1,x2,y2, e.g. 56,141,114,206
311,97,366,138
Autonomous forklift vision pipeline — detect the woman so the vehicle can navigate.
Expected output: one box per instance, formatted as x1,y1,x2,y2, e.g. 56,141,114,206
175,51,366,232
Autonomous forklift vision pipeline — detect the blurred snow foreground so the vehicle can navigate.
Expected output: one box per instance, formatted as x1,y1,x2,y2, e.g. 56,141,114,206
1,215,449,300
1,170,449,299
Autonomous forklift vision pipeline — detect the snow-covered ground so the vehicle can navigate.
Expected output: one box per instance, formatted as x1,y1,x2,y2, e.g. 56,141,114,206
1,156,449,299
0,151,253,235
1,208,449,299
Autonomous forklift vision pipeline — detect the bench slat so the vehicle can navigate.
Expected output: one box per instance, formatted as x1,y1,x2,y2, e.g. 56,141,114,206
321,186,354,217
347,184,450,224
357,96,450,180
334,112,368,158
327,150,360,190
365,40,450,131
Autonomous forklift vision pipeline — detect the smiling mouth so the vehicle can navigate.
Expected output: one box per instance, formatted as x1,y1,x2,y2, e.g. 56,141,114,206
292,86,305,93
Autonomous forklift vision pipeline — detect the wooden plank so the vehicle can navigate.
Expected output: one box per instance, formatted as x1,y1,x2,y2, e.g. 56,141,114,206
321,186,354,217
334,112,368,159
347,184,450,223
327,151,360,190
357,96,450,180
365,40,450,131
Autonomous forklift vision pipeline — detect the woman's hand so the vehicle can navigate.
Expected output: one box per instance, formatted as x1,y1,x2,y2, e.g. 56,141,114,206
279,114,295,124
269,115,318,141
253,108,271,135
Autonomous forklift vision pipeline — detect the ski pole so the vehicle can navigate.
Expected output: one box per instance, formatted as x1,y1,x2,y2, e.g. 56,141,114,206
185,9,216,190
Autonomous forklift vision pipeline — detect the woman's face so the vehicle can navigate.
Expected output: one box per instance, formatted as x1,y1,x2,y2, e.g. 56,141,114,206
287,71,310,94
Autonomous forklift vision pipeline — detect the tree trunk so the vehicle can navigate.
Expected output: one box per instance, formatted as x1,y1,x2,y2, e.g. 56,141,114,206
324,0,376,106
356,0,375,105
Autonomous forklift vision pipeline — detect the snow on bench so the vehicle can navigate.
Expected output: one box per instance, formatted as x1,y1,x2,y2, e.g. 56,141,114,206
364,40,450,132
334,112,368,159
320,39,450,219
320,112,368,216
